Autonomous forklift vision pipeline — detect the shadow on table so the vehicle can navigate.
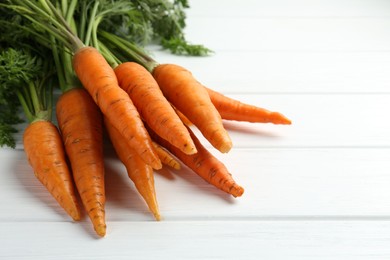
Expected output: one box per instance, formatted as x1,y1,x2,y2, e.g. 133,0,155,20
12,151,81,222
222,120,283,138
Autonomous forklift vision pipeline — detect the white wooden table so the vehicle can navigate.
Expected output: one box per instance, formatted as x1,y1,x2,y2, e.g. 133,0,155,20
2,0,390,259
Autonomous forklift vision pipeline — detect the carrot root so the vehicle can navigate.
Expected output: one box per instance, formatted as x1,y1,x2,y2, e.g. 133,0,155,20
174,108,193,126
104,118,161,220
56,88,106,237
149,126,244,197
114,62,197,155
152,63,232,153
23,120,81,221
205,87,292,125
153,141,181,170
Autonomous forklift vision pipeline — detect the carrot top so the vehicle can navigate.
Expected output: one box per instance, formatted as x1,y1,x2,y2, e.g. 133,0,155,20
0,48,50,148
0,48,54,125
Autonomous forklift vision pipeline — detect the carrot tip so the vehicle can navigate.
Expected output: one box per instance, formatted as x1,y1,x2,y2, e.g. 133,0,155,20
173,164,181,170
231,185,245,198
70,209,82,221
95,224,107,237
272,112,292,125
152,159,163,170
183,146,197,155
218,142,233,153
153,212,162,221
283,117,293,125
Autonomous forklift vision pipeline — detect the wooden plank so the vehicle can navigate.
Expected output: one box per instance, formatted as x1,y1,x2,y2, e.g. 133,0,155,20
187,0,390,17
184,17,390,52
2,148,390,222
1,221,390,259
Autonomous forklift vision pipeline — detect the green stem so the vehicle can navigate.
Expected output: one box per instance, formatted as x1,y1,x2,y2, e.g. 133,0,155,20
98,41,121,68
78,1,87,42
50,35,67,93
61,0,68,15
65,0,77,25
92,16,103,51
3,2,74,51
44,0,84,52
16,91,34,123
21,87,33,117
45,79,54,121
99,30,158,72
29,81,41,115
25,78,52,123
84,1,99,47
19,0,83,52
38,0,53,15
38,69,54,121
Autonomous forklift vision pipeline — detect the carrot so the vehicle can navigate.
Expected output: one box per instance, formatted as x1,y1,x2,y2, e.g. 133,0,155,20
174,108,193,126
72,47,161,170
149,126,244,197
152,63,232,153
104,118,161,220
56,88,107,237
23,120,81,221
205,87,292,125
153,141,181,170
114,61,196,155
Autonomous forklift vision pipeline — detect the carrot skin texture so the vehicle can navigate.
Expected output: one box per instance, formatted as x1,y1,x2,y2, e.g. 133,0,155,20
72,47,161,170
104,119,161,220
56,88,106,237
150,127,244,197
153,141,181,170
23,120,81,221
152,64,232,153
114,62,196,155
174,108,193,126
205,87,292,125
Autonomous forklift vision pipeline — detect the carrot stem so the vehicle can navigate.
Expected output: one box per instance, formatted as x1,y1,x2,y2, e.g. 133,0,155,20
84,1,99,47
98,30,158,72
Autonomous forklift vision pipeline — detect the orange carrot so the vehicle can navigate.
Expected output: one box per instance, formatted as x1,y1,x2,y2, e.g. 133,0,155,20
104,118,161,220
149,126,244,197
56,88,107,237
114,62,196,155
152,64,232,153
205,87,292,125
174,108,193,126
72,47,161,170
153,141,181,170
23,120,81,220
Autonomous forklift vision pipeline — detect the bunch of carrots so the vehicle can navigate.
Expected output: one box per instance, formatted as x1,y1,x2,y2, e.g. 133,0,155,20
0,0,291,237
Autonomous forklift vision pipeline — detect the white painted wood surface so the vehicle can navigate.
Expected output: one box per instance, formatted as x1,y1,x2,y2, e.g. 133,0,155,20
2,0,390,259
